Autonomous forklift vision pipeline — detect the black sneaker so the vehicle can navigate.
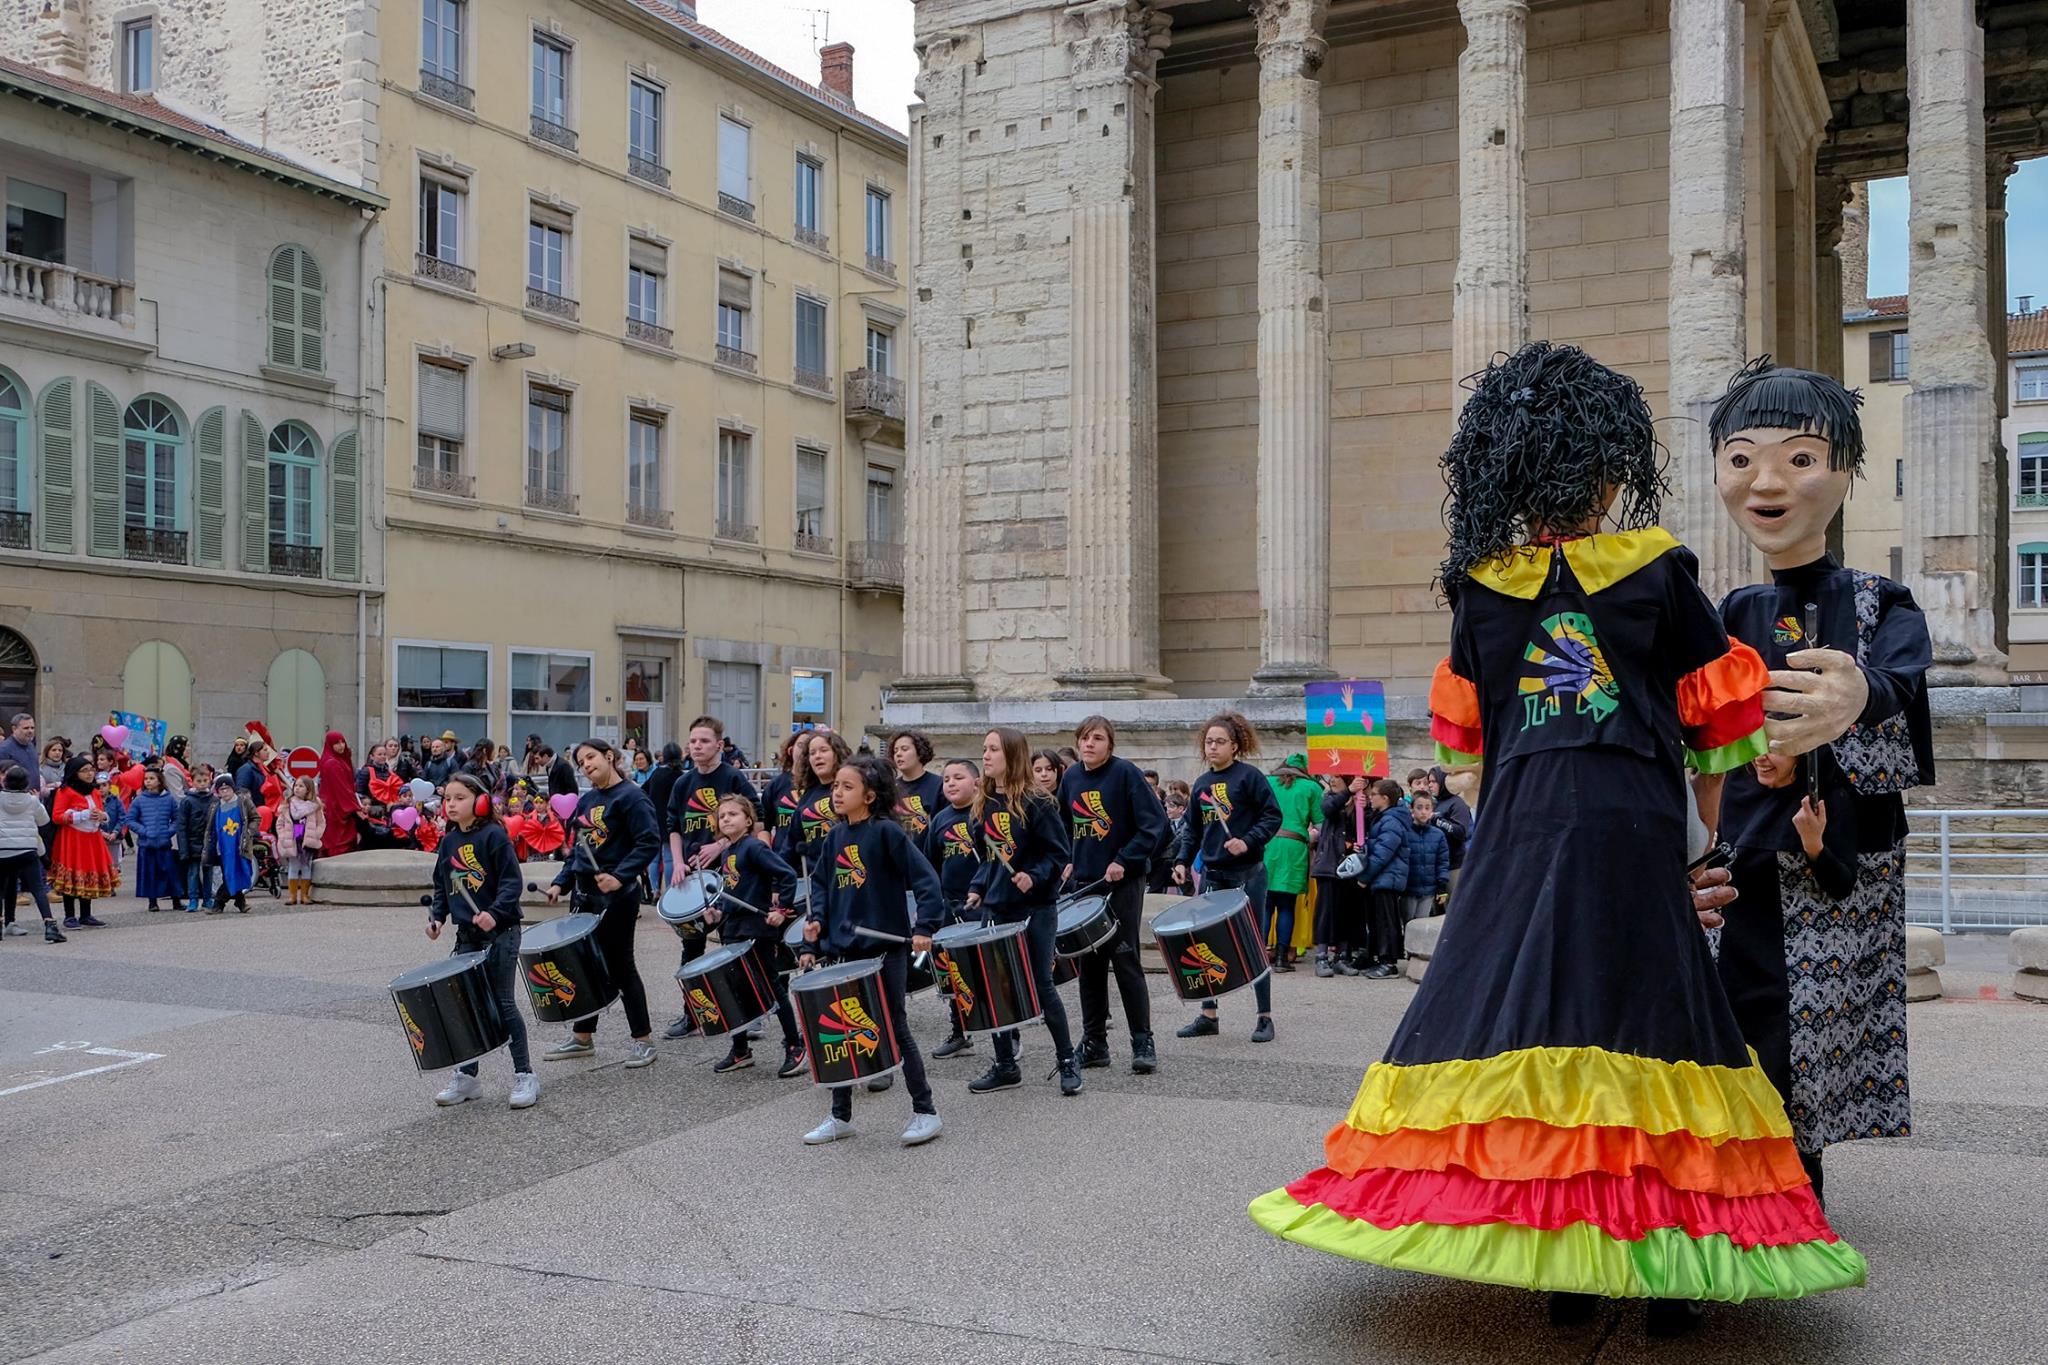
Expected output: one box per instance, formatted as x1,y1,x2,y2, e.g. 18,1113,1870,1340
1331,956,1361,976
777,1045,807,1079
932,1033,973,1058
1644,1300,1703,1338
1076,1037,1111,1070
866,1073,895,1093
712,1050,753,1075
1250,1017,1275,1043
1314,953,1336,978
1175,1013,1218,1039
44,922,66,943
664,1015,696,1040
1057,1057,1084,1096
968,1064,1023,1093
147,901,160,912
1130,1031,1157,1074
78,914,107,927
1364,961,1401,980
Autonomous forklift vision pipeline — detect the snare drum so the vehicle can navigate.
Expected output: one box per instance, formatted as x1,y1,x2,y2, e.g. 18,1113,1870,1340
779,914,810,975
657,870,720,940
1054,892,1118,959
676,939,779,1037
1051,951,1078,987
905,948,939,998
516,913,617,1023
790,957,903,1087
931,920,1041,1036
389,950,510,1072
1150,888,1269,1002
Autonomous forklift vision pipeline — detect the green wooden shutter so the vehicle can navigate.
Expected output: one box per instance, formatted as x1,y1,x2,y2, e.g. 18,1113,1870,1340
269,246,299,369
194,406,226,567
266,648,327,749
87,382,122,559
240,411,267,571
36,377,74,553
329,430,359,580
297,251,325,374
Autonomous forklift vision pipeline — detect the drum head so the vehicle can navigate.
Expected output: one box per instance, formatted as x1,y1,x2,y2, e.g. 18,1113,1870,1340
516,912,603,953
389,949,492,991
658,872,720,925
932,919,1028,951
1151,888,1250,936
1055,894,1109,930
679,937,756,980
795,956,885,992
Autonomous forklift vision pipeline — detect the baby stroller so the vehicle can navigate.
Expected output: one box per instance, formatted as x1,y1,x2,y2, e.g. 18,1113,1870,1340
249,829,286,900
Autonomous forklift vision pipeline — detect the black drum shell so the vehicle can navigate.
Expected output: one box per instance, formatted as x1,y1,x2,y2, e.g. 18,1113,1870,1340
676,939,779,1037
779,915,810,974
1150,888,1269,1002
657,872,718,940
1051,951,1078,987
931,920,1041,1036
1053,893,1117,959
790,957,903,1087
905,949,939,998
390,950,510,1072
517,913,617,1023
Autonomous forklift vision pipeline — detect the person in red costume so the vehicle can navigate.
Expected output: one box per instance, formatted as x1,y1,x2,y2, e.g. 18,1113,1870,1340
317,731,362,857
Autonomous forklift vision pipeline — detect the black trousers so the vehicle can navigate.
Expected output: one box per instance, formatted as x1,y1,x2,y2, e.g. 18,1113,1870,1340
992,901,1074,1066
1365,888,1406,963
1078,873,1151,1041
1719,848,1796,1115
729,935,801,1054
1198,864,1272,1015
0,850,54,921
458,930,532,1074
1312,875,1357,949
832,947,934,1120
574,885,650,1038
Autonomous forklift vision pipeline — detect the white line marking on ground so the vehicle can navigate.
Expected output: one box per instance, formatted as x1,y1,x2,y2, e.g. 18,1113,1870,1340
0,1046,164,1097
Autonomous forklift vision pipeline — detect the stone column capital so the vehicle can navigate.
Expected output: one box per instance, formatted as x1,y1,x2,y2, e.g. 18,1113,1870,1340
1063,0,1172,90
1455,0,1530,22
1251,0,1329,74
913,29,977,101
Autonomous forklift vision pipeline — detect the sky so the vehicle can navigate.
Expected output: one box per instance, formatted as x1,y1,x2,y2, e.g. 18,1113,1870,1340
696,1,2046,312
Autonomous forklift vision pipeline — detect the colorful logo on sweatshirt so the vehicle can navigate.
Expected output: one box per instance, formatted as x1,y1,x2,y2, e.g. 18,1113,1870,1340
1178,942,1230,993
986,810,1017,863
899,793,931,836
686,985,723,1030
527,959,576,1009
937,949,975,1015
583,804,611,849
683,785,719,834
1774,615,1805,645
835,845,868,890
722,850,743,890
1198,783,1233,829
816,994,882,1064
1518,611,1619,730
800,797,836,843
455,843,485,894
939,822,977,862
396,1000,426,1057
1070,790,1112,843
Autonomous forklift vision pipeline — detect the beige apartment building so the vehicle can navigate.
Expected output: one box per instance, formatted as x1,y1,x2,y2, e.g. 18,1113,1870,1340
1839,293,1907,580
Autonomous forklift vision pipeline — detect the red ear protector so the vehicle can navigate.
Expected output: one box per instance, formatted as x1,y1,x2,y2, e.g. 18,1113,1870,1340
450,772,491,817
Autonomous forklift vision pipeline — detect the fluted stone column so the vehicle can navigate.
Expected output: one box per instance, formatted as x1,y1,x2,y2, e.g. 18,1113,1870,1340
1839,181,1869,312
1902,0,2005,679
1451,0,1529,404
1814,175,1849,381
1666,0,1752,601
1057,0,1173,698
1247,0,1334,695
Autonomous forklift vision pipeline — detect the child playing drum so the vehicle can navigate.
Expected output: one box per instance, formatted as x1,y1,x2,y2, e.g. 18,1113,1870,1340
797,755,947,1147
704,794,807,1079
1172,712,1282,1042
427,772,538,1110
920,758,983,1059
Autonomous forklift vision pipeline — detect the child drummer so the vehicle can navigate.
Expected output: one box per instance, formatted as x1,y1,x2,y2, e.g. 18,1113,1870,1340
919,758,983,1059
427,772,539,1110
704,793,808,1079
798,754,948,1148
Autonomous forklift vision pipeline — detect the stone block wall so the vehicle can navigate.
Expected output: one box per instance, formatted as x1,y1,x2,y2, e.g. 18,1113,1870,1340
1155,0,1672,698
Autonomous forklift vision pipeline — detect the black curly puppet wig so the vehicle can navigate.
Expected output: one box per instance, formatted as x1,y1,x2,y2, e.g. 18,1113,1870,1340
1438,342,1669,589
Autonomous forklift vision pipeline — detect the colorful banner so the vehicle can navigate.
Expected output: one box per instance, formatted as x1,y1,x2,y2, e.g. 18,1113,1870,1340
112,711,168,758
1305,681,1388,778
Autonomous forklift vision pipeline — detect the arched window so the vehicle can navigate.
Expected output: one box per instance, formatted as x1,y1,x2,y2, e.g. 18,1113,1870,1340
267,244,326,373
267,422,321,549
123,397,184,531
122,640,193,739
266,648,326,750
0,369,27,536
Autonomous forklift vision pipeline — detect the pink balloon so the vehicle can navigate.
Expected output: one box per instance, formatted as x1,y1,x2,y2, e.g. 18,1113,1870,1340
392,806,419,831
101,724,129,749
548,793,579,821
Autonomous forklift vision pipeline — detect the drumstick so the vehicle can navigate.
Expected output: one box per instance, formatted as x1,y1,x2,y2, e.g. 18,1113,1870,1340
853,925,909,945
1803,602,1822,802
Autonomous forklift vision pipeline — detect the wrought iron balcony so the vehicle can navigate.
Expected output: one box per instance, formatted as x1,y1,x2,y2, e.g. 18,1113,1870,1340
716,344,758,374
0,508,29,550
796,225,829,252
526,286,578,322
716,519,758,545
864,253,897,280
419,68,474,110
718,193,756,222
628,154,670,189
412,465,475,498
851,540,904,589
414,252,475,291
794,367,833,397
530,113,578,153
794,529,833,555
626,317,672,349
123,525,188,565
524,485,579,516
267,541,324,578
845,369,906,423
627,503,673,530
2020,491,2048,509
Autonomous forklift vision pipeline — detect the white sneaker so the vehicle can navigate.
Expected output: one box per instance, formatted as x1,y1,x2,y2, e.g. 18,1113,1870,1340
623,1040,657,1069
434,1072,483,1106
803,1116,854,1145
509,1072,541,1109
3,923,27,937
901,1112,943,1146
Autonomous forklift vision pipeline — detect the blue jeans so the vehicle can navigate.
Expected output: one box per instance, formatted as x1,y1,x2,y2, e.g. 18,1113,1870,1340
1197,863,1273,1017
184,858,213,907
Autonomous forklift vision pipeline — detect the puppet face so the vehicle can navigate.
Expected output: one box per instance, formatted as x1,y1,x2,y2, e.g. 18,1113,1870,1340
1715,426,1850,566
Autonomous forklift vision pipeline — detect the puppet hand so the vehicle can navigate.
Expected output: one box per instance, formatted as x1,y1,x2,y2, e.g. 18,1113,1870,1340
1765,650,1869,756
1690,865,1735,930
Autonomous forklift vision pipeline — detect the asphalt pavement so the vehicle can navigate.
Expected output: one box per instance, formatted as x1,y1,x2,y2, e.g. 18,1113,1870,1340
1,894,2043,1364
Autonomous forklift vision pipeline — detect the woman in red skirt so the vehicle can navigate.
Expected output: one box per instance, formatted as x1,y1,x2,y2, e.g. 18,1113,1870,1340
50,755,118,926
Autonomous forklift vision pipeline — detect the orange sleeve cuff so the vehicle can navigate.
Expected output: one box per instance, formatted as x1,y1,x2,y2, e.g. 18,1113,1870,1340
1429,657,1481,730
1677,640,1769,729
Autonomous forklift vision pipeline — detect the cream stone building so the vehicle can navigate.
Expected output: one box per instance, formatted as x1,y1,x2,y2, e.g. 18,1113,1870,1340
0,35,385,756
1838,292,1907,580
887,0,2048,793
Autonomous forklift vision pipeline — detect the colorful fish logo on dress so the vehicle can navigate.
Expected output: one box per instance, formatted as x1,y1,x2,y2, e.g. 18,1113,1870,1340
836,845,868,890
527,960,576,1008
1178,942,1230,992
1070,790,1112,842
1775,615,1805,645
817,995,881,1058
1518,611,1619,730
687,985,723,1030
397,1000,426,1056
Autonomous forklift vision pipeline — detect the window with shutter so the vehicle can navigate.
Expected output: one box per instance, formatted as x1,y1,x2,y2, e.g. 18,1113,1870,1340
266,648,327,750
240,411,267,571
417,360,466,476
122,640,194,738
330,430,360,581
87,382,122,558
268,245,326,373
195,406,225,567
298,251,325,373
36,377,74,553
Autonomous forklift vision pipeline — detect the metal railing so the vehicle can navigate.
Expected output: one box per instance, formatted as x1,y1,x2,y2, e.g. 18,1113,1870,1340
851,539,904,587
864,253,897,279
846,368,905,421
627,503,673,530
526,286,578,321
524,485,579,516
0,508,29,549
414,252,475,291
794,528,832,555
124,524,187,564
2019,491,2048,509
530,113,579,152
715,519,758,544
718,192,756,222
267,541,323,578
626,317,672,348
796,225,829,252
794,367,833,396
627,154,670,189
419,68,474,110
1905,809,2048,931
716,344,757,374
412,465,474,498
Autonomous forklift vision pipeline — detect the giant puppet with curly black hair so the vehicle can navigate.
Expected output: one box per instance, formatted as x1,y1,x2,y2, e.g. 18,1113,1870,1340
1709,357,1934,1208
1250,343,1867,1331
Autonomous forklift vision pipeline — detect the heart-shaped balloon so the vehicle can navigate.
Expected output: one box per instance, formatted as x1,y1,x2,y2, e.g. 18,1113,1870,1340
392,806,419,831
101,724,129,749
409,778,434,802
548,793,579,821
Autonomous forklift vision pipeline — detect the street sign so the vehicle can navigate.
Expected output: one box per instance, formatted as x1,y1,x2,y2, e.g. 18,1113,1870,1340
286,746,321,778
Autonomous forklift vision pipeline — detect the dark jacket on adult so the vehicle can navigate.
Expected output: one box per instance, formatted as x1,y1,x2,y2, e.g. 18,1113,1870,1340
968,790,1071,918
546,756,579,799
0,735,39,785
422,750,460,787
1361,803,1411,892
642,759,684,836
1057,755,1169,881
1312,788,1365,879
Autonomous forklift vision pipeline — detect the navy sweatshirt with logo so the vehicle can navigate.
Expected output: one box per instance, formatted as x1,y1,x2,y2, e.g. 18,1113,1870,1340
967,790,1070,919
803,816,946,958
1175,759,1282,880
715,836,799,943
431,819,523,940
552,778,661,892
1057,756,1169,882
667,761,756,863
919,801,982,913
895,770,945,838
776,780,838,877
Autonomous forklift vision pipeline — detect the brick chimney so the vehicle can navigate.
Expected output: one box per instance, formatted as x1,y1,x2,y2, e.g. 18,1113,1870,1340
35,0,89,80
820,42,854,102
